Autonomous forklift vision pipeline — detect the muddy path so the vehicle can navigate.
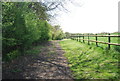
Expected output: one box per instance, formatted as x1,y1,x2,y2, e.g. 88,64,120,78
2,40,74,80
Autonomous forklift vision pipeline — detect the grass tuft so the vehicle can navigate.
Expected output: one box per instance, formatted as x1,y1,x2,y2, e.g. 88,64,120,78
59,39,119,79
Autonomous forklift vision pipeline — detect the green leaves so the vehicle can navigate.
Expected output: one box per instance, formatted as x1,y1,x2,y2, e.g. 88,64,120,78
2,2,54,61
51,25,64,40
2,2,65,62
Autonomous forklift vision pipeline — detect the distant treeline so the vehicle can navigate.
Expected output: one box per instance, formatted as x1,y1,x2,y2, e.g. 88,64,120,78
2,2,65,61
65,32,120,39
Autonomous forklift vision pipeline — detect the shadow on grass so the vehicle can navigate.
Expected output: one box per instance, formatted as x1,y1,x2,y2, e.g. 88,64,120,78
2,41,73,79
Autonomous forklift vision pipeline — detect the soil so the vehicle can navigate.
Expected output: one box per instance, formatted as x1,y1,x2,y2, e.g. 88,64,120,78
2,40,74,80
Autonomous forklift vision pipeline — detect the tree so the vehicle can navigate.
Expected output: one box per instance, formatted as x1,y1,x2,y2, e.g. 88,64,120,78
2,0,76,61
65,32,71,39
2,2,53,61
51,25,64,40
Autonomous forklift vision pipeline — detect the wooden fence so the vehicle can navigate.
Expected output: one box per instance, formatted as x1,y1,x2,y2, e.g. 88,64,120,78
70,33,120,49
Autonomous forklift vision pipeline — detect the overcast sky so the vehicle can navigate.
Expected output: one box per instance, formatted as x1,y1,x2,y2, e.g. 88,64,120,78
56,0,120,33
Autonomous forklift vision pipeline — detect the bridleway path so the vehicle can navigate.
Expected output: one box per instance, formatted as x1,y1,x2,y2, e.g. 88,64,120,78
3,40,74,80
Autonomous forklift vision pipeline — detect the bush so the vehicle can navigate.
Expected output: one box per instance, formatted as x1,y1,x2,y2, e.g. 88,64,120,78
2,2,53,61
3,50,20,61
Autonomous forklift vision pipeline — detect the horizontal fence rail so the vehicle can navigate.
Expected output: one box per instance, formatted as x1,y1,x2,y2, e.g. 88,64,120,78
71,35,120,37
70,33,120,49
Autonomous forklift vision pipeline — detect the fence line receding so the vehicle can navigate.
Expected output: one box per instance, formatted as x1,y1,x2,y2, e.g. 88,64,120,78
70,33,120,49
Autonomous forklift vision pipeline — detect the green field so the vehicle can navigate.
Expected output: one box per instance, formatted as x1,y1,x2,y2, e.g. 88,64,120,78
74,33,120,49
59,39,119,79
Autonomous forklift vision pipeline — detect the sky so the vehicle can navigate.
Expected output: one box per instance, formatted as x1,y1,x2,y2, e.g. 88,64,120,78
55,0,120,33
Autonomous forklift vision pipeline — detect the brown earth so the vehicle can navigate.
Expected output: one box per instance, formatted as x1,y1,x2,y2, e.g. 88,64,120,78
2,40,74,80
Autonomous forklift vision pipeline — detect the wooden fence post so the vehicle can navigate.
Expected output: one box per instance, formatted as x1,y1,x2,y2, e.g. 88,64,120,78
108,33,110,49
96,34,98,46
76,34,77,41
77,34,79,41
83,34,84,43
79,34,80,42
73,34,74,40
71,34,73,40
71,33,120,48
74,34,75,40
78,34,79,42
88,34,90,45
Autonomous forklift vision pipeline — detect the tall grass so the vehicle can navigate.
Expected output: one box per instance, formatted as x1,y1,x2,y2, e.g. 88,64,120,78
59,39,119,79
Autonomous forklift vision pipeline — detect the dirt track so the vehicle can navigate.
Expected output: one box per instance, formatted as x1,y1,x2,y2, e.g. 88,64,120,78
2,40,74,80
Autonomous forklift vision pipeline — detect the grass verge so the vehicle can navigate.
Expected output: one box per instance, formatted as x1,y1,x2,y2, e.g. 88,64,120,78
59,39,119,79
3,44,44,62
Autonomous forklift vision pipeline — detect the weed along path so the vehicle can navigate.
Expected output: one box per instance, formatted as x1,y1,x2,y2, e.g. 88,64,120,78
2,40,74,80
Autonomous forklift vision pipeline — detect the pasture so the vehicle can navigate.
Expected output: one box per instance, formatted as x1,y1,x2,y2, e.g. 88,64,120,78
59,39,119,79
71,33,120,49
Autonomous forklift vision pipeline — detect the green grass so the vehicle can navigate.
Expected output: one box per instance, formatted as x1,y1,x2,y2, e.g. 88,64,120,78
59,39,119,79
3,44,44,62
25,45,43,55
75,33,119,49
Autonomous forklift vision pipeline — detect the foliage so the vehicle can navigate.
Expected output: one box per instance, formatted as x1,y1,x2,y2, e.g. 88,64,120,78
51,25,65,40
59,39,119,79
64,32,71,39
2,2,63,61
